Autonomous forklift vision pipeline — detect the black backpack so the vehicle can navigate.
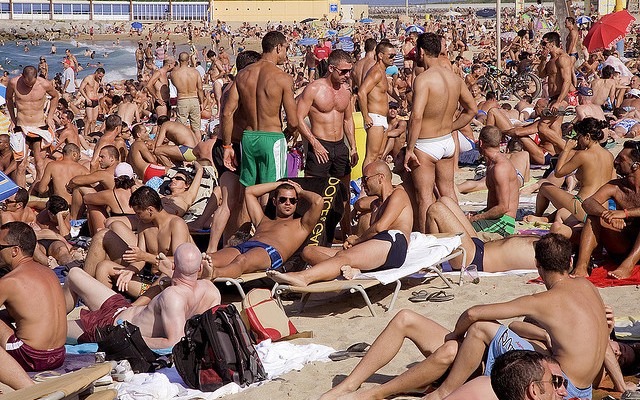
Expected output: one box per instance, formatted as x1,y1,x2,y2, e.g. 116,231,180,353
172,304,267,391
95,321,168,373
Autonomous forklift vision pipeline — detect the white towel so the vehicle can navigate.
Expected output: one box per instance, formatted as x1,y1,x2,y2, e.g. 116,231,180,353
354,233,463,285
117,340,336,399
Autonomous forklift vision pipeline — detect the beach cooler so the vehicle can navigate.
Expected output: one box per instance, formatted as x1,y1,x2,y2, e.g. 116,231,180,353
0,171,18,202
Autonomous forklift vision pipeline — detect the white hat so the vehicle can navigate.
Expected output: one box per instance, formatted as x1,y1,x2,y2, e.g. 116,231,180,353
114,162,135,178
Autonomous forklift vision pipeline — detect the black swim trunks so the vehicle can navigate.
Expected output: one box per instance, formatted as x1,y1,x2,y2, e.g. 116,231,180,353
370,230,408,271
471,237,485,271
153,99,172,112
85,99,99,108
212,138,241,176
305,138,351,178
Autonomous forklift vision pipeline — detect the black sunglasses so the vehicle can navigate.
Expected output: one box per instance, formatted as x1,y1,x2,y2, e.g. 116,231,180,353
278,196,298,205
334,67,351,75
0,243,15,251
387,53,397,58
535,374,567,390
172,176,187,182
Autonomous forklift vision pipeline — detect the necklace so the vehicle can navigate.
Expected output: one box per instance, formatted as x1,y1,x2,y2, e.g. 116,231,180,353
549,277,568,289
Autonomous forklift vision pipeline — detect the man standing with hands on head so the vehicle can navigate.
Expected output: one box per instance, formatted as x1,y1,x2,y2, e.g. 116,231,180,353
296,49,358,237
359,41,398,171
222,31,299,186
404,32,477,232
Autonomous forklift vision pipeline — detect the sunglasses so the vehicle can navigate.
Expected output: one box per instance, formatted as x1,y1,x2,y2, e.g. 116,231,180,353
540,41,549,46
4,200,18,204
0,243,15,251
172,176,187,182
535,374,567,390
387,53,397,58
334,67,351,75
278,196,298,205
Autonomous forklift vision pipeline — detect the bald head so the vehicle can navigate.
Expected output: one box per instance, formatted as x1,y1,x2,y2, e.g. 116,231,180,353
178,52,189,64
364,160,392,181
174,243,202,277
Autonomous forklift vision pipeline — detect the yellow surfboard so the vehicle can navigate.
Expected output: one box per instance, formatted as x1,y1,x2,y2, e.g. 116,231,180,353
352,111,367,180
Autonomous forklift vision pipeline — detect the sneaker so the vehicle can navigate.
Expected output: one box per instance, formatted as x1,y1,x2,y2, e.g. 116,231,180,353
111,360,134,382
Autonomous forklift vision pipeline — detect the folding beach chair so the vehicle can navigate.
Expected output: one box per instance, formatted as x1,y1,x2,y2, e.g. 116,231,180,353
4,362,113,400
213,271,269,299
272,233,466,317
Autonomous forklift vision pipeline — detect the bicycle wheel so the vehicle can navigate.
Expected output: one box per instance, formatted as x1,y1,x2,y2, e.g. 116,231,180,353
513,72,542,100
476,76,496,94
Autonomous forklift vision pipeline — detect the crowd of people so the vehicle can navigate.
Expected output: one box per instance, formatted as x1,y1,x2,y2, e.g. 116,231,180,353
0,5,640,399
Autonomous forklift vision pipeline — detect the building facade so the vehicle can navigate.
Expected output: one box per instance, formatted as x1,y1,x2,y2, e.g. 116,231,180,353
0,0,339,22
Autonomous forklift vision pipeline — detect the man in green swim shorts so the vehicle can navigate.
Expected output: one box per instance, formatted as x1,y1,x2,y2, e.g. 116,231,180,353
468,126,520,237
220,31,299,186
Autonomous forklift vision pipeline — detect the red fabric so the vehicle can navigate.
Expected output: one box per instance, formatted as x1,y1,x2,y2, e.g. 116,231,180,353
78,293,131,343
587,263,640,287
6,334,65,372
583,10,635,52
313,46,329,61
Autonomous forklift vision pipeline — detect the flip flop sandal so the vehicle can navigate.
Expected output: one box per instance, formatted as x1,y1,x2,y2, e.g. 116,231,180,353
604,137,616,149
426,291,454,302
410,290,429,297
329,342,371,361
410,290,454,303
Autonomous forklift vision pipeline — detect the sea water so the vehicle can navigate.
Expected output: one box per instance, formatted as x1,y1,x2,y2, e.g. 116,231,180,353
0,39,199,83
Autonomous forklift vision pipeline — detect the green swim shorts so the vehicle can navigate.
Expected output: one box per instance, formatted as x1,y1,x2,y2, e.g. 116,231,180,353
472,214,516,237
240,130,287,186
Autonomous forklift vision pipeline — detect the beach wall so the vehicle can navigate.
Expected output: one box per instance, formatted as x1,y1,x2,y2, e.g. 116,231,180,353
213,0,340,22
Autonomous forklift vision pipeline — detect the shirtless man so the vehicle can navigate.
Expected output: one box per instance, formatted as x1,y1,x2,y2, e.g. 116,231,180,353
117,94,140,128
172,52,204,137
135,42,145,76
0,134,16,177
67,145,118,219
352,38,377,91
269,161,413,286
221,31,299,187
572,86,606,122
404,33,477,232
54,110,85,152
65,48,79,73
466,126,519,237
0,222,67,371
6,66,60,187
127,124,168,183
93,186,195,298
297,49,358,237
591,66,617,108
34,143,89,203
538,32,575,116
358,41,396,171
79,67,104,135
0,188,37,225
153,115,199,165
90,114,125,171
207,180,322,278
425,233,608,400
565,17,579,88
65,242,220,348
218,47,231,72
573,141,640,278
146,58,174,117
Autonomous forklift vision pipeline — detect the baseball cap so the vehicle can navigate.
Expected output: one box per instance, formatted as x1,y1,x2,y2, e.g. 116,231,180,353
389,101,399,109
577,86,593,96
114,162,135,178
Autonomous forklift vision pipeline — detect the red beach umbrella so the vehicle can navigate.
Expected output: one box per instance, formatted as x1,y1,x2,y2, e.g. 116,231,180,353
583,10,635,53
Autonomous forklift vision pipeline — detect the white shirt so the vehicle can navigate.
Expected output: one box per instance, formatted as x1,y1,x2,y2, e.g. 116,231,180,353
63,66,75,93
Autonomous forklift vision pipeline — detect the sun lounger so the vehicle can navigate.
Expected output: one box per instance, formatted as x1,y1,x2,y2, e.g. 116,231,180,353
213,271,269,299
4,362,112,400
85,389,118,400
272,233,465,317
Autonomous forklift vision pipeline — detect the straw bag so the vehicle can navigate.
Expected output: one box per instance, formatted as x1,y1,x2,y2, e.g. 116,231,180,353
241,288,301,343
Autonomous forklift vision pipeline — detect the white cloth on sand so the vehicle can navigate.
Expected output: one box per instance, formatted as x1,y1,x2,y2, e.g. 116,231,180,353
116,339,336,399
354,232,462,284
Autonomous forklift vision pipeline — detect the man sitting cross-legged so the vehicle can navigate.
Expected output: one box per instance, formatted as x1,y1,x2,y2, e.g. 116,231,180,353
268,161,413,286
65,242,220,348
206,180,323,279
424,234,608,400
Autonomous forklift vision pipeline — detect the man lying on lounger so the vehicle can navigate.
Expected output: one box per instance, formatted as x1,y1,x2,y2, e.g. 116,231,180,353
268,161,413,286
207,180,323,278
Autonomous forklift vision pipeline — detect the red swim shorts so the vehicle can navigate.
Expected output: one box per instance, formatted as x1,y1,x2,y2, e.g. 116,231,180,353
78,293,131,343
143,164,166,183
6,334,65,372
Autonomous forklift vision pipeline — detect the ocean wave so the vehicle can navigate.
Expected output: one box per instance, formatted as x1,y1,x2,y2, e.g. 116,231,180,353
104,65,137,82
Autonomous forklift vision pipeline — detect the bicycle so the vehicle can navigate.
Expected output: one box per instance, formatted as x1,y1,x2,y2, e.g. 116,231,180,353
476,62,543,101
